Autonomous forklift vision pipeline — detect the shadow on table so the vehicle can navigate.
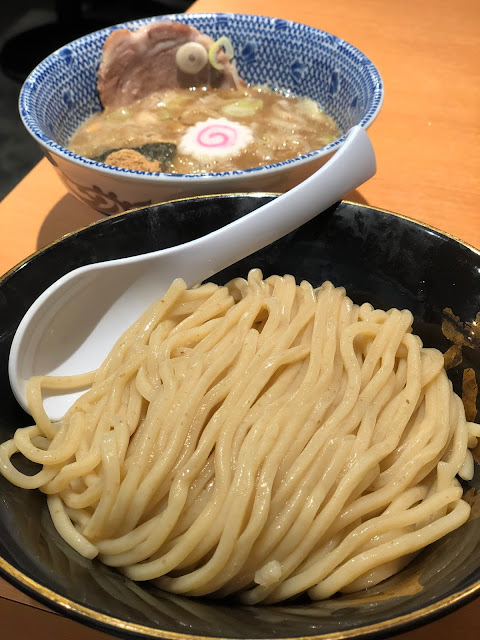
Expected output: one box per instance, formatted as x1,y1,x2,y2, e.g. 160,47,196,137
36,194,104,251
36,189,369,252
343,188,369,206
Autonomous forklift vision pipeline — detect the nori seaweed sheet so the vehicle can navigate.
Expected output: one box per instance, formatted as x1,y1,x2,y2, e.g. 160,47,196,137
92,142,177,171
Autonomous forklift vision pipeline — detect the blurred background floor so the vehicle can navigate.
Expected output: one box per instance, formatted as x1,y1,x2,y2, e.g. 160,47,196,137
0,0,191,199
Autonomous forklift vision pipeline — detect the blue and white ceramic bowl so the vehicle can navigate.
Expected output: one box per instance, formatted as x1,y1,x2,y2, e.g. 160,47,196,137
20,13,383,214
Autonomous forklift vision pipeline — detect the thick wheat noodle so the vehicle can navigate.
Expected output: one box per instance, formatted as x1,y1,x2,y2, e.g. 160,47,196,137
0,270,476,603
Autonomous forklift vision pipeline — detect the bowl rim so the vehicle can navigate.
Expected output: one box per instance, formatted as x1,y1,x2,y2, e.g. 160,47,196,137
0,194,479,640
18,12,384,183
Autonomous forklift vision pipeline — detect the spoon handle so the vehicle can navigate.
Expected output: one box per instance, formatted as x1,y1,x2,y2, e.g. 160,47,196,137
159,125,376,286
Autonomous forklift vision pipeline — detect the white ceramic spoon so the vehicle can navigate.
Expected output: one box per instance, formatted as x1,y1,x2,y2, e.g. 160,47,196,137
9,125,375,420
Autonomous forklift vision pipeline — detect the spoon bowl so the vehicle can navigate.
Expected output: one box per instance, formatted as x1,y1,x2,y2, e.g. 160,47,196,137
9,125,375,420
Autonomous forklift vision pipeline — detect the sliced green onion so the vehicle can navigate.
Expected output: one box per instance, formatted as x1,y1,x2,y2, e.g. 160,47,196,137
298,97,325,120
222,98,263,118
208,36,235,71
155,106,172,121
165,93,193,110
107,107,131,121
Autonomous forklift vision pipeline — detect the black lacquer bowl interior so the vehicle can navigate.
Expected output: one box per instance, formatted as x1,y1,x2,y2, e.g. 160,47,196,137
0,195,479,639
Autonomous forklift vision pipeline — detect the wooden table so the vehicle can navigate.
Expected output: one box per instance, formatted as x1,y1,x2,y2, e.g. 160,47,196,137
1,0,479,638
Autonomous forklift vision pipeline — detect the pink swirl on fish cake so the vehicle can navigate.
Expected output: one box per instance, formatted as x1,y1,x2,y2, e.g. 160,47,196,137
196,123,238,148
178,117,253,159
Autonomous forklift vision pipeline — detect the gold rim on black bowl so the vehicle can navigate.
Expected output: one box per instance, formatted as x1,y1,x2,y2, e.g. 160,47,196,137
0,194,479,639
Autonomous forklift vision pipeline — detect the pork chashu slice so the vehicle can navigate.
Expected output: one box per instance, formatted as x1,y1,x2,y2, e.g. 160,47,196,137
97,22,243,108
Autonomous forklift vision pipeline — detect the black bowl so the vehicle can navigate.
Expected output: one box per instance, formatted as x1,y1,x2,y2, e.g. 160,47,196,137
0,195,479,639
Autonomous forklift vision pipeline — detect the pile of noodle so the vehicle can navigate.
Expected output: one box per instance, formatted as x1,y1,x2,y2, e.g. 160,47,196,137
0,270,477,604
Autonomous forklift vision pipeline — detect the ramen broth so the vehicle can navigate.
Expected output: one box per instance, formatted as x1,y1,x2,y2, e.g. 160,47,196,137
69,85,340,173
